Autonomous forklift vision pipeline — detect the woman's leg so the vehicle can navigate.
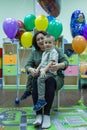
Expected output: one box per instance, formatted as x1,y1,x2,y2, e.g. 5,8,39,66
32,77,56,128
32,78,43,115
42,77,56,129
32,78,43,126
44,77,56,115
32,77,56,115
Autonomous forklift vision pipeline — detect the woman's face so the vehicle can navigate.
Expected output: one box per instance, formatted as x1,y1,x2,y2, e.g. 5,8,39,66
36,33,45,50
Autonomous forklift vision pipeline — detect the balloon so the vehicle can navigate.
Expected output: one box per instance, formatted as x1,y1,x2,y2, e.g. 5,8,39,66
80,63,87,75
72,35,87,54
47,16,55,22
15,29,25,41
3,18,19,39
70,10,86,24
21,32,33,48
79,46,87,62
70,10,86,38
70,23,85,37
24,14,36,31
15,20,25,40
17,20,24,29
47,19,63,40
35,15,48,31
38,0,61,17
83,24,87,40
15,20,25,41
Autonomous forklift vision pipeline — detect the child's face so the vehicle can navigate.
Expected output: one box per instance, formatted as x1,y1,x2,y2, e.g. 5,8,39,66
44,37,54,50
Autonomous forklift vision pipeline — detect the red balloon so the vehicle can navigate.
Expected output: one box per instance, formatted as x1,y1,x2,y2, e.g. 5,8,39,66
38,0,61,17
17,20,24,29
15,20,25,41
15,29,25,40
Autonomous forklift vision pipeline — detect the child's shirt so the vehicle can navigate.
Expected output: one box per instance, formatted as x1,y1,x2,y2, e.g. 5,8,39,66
40,47,58,75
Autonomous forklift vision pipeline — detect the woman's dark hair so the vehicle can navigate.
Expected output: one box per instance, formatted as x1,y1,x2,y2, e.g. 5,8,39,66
32,31,47,50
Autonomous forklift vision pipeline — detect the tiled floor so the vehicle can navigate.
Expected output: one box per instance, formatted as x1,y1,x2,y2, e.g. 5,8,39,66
0,88,87,130
0,88,87,107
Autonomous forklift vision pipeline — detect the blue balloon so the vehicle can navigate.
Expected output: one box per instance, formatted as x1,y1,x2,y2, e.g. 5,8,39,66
70,23,85,37
71,10,86,24
70,10,86,37
47,16,55,22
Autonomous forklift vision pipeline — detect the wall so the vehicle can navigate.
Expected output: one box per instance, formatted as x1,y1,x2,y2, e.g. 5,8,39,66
35,0,87,43
0,0,34,47
58,0,87,43
0,0,87,46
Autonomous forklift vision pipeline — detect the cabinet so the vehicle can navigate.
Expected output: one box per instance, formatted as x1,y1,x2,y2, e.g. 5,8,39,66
63,43,79,89
0,48,3,88
3,38,85,89
3,38,33,89
18,47,32,87
3,39,19,89
79,47,87,89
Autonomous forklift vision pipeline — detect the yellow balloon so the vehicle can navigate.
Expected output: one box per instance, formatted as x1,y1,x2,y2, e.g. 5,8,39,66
21,32,33,48
35,15,48,31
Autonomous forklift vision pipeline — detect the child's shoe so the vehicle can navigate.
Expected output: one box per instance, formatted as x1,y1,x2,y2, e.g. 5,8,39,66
33,99,47,111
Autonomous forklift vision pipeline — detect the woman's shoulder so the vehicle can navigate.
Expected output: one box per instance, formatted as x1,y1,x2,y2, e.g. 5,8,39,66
32,49,43,56
54,46,63,53
32,49,39,53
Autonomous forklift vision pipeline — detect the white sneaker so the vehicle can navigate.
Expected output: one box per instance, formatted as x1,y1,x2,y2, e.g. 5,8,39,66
42,115,51,129
33,114,42,126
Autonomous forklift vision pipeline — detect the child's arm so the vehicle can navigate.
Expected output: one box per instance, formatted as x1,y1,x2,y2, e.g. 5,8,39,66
40,60,54,77
44,60,54,72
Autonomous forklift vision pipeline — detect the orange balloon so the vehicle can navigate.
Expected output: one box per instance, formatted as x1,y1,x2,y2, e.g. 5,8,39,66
72,35,87,54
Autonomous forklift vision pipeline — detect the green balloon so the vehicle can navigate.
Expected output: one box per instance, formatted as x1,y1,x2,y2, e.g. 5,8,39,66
24,14,36,31
47,19,63,40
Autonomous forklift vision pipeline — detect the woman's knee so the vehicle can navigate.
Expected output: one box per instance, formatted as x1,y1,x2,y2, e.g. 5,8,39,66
46,77,56,90
45,77,56,95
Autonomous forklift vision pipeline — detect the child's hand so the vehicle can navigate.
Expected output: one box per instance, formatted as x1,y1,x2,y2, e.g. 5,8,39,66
49,62,58,71
40,70,46,77
35,68,39,73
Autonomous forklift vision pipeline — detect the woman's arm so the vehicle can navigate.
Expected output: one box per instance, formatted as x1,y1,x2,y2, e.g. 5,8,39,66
50,47,69,71
25,51,38,76
25,51,34,73
57,48,69,69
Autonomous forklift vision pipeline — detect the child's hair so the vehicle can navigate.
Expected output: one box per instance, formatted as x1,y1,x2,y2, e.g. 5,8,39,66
45,34,55,41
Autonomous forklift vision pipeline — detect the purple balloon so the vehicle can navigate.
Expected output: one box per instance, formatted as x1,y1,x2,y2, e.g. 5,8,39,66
3,18,19,39
83,24,87,40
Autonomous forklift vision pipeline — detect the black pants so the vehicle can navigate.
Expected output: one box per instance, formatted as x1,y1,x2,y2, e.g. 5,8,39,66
32,77,56,115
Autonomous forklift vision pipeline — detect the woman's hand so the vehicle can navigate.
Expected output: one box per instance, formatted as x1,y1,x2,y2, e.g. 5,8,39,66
49,62,59,71
49,62,65,71
29,68,39,77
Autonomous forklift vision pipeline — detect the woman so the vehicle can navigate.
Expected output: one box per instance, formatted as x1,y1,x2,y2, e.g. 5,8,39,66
25,31,68,129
